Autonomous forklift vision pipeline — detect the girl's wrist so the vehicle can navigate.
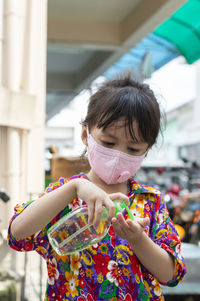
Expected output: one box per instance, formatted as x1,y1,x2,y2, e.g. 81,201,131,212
66,178,79,197
67,178,87,198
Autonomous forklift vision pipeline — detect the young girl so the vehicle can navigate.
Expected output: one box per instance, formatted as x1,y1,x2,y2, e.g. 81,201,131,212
8,73,186,301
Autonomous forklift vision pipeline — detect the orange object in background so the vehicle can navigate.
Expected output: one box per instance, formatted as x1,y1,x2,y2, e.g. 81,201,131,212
174,224,185,240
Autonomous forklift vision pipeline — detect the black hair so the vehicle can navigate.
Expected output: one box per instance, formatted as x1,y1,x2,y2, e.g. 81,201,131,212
83,72,165,147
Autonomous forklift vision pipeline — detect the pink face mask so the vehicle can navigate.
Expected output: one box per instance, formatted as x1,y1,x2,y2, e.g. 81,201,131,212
87,130,146,185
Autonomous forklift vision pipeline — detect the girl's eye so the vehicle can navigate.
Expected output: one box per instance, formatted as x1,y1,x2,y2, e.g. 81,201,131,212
102,141,115,147
128,147,140,153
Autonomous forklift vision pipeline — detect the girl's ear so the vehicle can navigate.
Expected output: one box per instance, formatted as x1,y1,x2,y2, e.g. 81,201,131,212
81,124,88,146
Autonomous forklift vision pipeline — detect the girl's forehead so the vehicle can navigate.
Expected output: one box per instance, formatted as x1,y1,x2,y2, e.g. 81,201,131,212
106,119,138,132
99,120,142,142
101,118,131,129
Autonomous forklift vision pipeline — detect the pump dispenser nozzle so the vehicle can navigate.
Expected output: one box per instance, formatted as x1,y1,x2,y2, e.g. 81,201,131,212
114,200,134,221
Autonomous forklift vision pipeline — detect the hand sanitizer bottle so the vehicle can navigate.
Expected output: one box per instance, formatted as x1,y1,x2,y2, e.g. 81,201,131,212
47,200,133,256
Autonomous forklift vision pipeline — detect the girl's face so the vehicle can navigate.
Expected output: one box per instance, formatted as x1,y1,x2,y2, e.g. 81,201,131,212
83,119,149,156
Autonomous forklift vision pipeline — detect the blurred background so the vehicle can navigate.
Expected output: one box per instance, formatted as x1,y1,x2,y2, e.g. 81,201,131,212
0,0,200,300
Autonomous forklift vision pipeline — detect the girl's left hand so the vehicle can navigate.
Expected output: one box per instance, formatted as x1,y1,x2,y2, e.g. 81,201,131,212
111,213,150,243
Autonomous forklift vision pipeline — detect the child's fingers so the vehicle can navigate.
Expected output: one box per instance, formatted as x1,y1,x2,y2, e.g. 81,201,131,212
109,193,130,206
112,216,128,237
138,217,150,228
127,217,149,229
115,212,128,227
93,199,104,229
104,196,118,220
112,213,133,235
88,203,95,225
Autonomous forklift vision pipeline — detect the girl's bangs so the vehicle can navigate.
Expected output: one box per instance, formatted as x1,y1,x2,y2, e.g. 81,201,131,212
96,105,143,143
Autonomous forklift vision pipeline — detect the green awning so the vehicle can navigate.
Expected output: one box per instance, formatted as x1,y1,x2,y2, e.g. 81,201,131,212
154,0,200,64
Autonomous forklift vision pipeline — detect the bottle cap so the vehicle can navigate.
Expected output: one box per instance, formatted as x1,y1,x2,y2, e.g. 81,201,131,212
101,200,133,221
114,200,134,220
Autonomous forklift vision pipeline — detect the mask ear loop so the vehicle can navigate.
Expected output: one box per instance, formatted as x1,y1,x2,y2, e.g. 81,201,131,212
85,126,91,155
86,126,90,137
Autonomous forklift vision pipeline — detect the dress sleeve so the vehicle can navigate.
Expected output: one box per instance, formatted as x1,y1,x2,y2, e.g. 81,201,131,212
7,177,71,258
151,193,187,287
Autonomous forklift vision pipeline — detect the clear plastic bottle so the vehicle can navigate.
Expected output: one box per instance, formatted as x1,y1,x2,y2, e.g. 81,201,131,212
47,200,133,256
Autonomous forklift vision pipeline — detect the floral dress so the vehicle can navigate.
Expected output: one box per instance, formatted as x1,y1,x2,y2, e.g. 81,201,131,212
8,173,186,301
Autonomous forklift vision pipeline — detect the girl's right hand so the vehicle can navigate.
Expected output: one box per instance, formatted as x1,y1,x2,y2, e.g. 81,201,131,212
72,178,129,229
